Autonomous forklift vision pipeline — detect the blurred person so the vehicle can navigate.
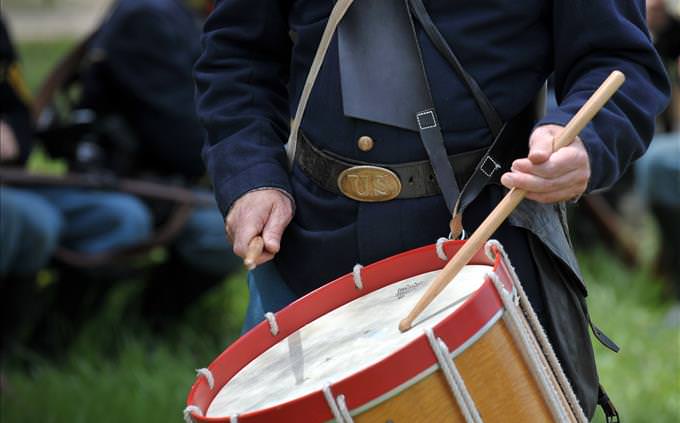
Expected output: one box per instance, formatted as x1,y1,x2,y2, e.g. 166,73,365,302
40,0,239,328
647,0,680,63
637,1,680,302
0,16,63,353
636,133,680,297
1,15,157,353
647,0,680,132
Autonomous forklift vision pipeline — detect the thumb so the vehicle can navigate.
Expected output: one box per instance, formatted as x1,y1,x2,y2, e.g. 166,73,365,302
528,127,556,165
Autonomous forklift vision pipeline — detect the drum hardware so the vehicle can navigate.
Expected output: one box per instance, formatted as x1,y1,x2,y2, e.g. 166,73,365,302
337,394,353,422
183,405,203,423
436,237,450,261
485,239,587,421
323,383,353,423
186,239,587,422
425,328,482,423
398,70,626,333
264,312,279,336
352,264,365,290
195,368,215,390
448,212,467,241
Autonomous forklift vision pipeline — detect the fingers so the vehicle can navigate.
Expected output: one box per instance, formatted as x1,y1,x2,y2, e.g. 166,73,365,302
501,167,589,199
227,203,269,259
511,143,588,178
224,189,294,264
527,125,557,165
502,124,591,204
524,187,585,204
262,200,293,254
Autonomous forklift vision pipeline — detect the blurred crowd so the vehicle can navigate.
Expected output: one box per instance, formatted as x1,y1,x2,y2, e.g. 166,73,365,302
638,0,680,300
0,0,679,359
1,0,240,356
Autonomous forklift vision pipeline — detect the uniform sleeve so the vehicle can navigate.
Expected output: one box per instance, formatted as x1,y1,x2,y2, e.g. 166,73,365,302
194,0,293,216
537,0,671,193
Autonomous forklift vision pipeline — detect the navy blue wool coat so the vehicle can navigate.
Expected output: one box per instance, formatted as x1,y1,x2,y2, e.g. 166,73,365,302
195,0,669,295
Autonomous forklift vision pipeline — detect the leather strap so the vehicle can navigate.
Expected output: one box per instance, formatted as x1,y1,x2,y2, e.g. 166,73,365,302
598,384,620,423
286,0,354,166
408,0,504,138
405,3,461,213
455,97,541,214
296,132,485,199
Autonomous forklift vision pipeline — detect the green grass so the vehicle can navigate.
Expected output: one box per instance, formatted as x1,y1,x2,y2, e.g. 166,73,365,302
583,250,680,423
16,39,74,174
17,39,75,98
1,272,250,423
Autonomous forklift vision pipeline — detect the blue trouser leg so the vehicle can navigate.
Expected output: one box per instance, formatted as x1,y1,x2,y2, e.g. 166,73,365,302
172,197,241,275
242,261,297,333
0,187,63,276
34,188,152,253
635,132,680,208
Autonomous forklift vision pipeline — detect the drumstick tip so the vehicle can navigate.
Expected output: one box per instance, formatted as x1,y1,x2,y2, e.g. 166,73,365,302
398,318,412,333
244,236,265,271
243,259,257,271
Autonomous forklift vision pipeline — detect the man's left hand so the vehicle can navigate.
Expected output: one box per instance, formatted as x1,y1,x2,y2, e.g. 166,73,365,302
500,124,590,203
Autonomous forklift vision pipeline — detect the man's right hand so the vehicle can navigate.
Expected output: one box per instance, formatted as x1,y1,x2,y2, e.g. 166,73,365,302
225,189,294,267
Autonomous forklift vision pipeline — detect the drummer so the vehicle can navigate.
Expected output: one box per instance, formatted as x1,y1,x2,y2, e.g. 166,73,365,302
195,1,669,420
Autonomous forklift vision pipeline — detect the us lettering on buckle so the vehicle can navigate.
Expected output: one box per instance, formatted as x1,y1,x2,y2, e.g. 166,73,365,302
337,165,402,202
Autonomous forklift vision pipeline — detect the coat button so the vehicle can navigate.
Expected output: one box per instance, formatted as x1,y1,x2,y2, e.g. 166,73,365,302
357,136,374,152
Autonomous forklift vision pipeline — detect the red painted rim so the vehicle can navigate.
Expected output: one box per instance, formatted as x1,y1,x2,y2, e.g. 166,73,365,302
186,240,512,422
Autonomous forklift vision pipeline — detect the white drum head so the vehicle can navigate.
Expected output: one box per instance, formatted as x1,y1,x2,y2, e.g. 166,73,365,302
207,264,492,417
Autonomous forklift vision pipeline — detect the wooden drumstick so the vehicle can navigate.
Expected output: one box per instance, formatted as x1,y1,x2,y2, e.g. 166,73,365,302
244,236,265,270
399,70,626,332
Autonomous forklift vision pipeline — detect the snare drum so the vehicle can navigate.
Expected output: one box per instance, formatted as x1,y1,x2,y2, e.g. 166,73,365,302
185,239,587,422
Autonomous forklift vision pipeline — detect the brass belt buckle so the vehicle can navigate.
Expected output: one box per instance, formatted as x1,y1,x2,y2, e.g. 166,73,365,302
337,165,402,202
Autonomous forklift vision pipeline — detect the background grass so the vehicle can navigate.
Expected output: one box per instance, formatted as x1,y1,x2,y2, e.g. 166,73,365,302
16,39,74,98
1,39,678,423
1,272,250,423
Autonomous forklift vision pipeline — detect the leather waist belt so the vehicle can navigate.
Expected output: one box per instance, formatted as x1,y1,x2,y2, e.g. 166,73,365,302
295,133,488,201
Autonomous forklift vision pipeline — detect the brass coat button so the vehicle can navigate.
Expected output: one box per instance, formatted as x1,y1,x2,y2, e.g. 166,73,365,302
357,136,374,152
